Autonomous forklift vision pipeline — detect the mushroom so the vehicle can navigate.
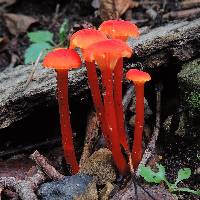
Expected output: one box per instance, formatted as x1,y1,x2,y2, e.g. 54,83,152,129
126,69,151,170
84,39,132,174
69,29,111,147
99,20,139,151
43,48,81,174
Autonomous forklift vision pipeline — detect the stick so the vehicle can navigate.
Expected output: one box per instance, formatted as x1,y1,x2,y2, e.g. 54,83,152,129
30,150,64,180
23,51,43,90
79,110,100,168
135,83,162,177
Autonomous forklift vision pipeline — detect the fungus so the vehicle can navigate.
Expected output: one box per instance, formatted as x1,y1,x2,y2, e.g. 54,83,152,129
43,48,81,174
84,39,132,174
126,69,151,170
99,20,139,151
69,29,111,147
99,19,139,41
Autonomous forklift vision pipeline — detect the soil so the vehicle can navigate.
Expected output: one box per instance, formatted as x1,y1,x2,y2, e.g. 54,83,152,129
0,0,199,199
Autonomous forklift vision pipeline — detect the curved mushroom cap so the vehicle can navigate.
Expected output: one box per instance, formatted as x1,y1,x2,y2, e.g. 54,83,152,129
83,39,132,70
99,20,139,41
43,48,81,70
126,69,151,84
69,29,108,50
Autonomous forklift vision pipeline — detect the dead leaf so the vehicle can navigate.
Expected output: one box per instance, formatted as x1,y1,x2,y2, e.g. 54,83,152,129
3,13,38,35
100,0,139,21
0,0,16,7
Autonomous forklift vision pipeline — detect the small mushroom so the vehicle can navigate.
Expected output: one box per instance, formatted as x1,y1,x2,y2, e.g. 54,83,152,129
69,29,111,147
84,39,132,174
126,69,151,170
99,20,139,151
99,19,139,41
43,48,81,174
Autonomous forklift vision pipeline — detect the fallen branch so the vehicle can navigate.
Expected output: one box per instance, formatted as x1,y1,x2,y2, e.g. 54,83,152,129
30,150,64,180
136,83,162,177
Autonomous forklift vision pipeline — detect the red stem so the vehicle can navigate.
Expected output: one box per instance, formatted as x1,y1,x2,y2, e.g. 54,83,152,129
132,83,144,170
114,58,129,151
101,67,128,174
56,70,79,174
85,61,111,148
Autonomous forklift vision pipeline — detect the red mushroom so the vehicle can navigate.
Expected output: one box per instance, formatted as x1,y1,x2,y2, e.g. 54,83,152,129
84,39,132,174
69,29,111,147
126,69,151,170
43,48,81,174
99,20,139,151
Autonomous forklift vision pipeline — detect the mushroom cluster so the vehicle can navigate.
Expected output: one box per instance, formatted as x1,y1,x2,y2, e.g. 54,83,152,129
42,20,151,175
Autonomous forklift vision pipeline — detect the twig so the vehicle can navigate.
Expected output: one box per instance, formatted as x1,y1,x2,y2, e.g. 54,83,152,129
0,169,46,200
23,51,43,90
135,83,162,177
30,150,64,180
79,110,100,168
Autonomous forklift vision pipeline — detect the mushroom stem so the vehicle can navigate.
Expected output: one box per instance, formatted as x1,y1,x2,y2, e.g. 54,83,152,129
132,83,144,170
85,61,111,148
101,67,128,174
114,58,129,151
56,70,79,174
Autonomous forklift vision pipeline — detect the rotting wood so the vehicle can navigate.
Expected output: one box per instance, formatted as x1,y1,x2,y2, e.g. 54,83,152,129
1,18,200,129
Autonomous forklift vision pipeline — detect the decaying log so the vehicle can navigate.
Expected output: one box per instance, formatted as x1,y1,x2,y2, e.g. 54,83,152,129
0,18,200,129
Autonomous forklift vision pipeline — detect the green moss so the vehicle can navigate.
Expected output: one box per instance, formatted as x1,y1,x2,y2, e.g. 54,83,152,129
187,92,200,109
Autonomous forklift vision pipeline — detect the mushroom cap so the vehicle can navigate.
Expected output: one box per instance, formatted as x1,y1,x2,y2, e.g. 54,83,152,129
43,48,81,70
69,28,108,50
126,69,151,84
99,20,139,41
83,39,132,70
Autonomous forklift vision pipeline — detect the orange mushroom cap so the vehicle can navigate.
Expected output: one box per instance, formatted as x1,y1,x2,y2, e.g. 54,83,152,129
43,48,81,70
126,69,151,84
83,39,132,70
69,29,108,50
99,20,139,41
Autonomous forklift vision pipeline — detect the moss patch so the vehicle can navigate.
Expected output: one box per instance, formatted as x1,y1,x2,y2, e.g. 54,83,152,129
178,58,200,110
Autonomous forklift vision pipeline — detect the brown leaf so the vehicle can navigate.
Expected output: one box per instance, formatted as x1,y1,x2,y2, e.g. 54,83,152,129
3,13,38,35
100,0,139,21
